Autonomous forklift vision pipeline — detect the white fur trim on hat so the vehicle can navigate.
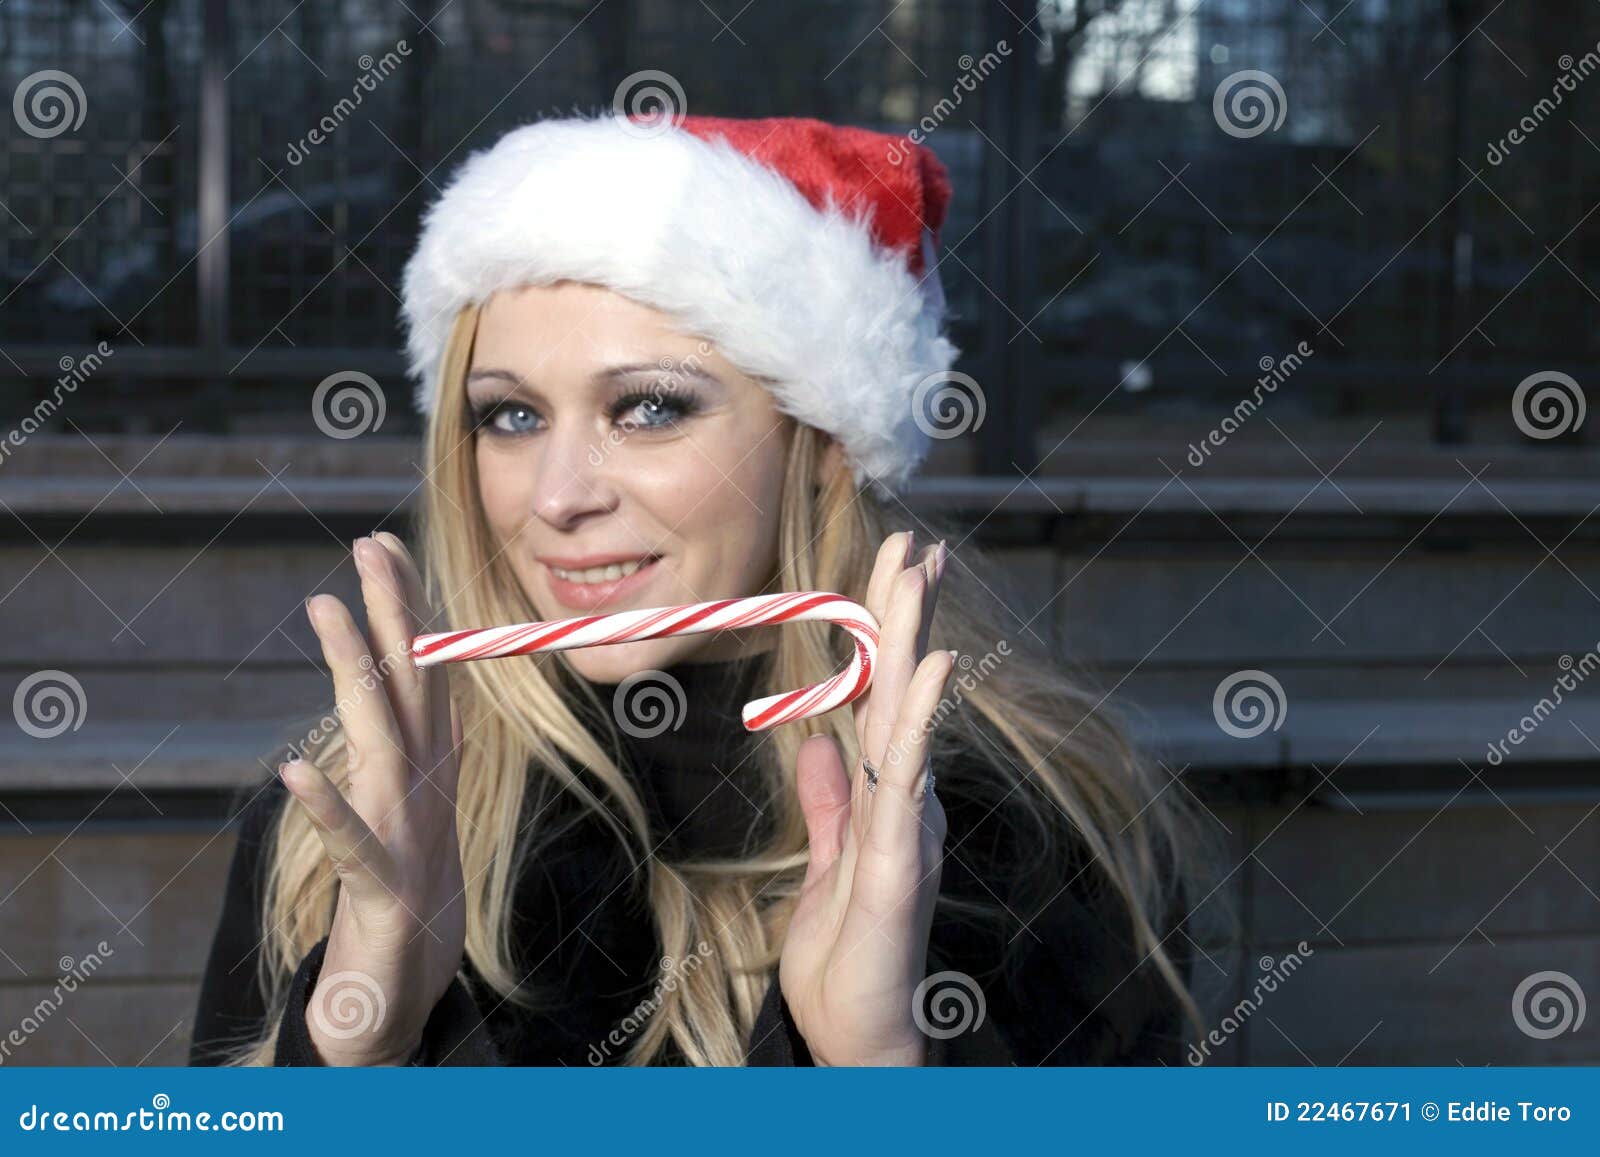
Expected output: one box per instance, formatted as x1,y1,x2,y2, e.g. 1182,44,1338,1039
399,112,959,495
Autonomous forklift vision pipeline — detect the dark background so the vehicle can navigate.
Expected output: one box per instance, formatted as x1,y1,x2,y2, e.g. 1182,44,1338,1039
0,0,1596,1066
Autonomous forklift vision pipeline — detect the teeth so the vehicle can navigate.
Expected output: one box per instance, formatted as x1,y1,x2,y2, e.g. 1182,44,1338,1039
550,558,651,584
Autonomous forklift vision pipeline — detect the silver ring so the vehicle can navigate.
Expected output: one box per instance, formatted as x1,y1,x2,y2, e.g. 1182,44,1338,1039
861,756,879,794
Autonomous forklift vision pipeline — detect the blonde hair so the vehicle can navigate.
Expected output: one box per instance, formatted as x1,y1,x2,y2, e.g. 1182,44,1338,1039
217,301,1206,1065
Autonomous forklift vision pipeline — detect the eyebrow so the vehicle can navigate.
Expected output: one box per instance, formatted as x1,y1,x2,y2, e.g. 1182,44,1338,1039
465,362,724,394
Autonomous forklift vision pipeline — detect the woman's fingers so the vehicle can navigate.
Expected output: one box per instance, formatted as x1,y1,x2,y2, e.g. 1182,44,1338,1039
865,530,913,627
353,537,428,772
855,531,913,753
280,756,398,905
305,593,408,818
861,649,955,853
861,550,940,770
794,734,852,891
373,531,454,778
914,540,946,659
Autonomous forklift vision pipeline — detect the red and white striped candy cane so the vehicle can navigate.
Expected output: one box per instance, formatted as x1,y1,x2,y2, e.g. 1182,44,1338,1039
409,591,879,732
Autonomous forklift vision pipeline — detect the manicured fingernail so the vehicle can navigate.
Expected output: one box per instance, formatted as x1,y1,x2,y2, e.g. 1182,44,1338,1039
935,540,948,580
902,530,916,565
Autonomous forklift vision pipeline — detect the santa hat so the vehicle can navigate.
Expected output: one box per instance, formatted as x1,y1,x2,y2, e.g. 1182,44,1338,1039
399,110,959,495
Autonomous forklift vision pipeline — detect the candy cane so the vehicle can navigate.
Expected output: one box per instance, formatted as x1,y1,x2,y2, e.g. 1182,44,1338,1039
410,592,879,732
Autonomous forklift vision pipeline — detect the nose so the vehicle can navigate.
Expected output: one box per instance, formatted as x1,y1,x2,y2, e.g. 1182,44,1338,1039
528,418,618,529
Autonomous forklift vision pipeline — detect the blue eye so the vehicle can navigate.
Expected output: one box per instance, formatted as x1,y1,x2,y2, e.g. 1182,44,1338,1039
474,402,541,435
612,390,698,431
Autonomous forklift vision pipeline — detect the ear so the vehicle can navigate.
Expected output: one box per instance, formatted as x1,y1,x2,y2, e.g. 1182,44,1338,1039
813,434,847,491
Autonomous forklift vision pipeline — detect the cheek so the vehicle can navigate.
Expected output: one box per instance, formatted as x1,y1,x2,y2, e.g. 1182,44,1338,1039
667,426,786,567
474,445,529,540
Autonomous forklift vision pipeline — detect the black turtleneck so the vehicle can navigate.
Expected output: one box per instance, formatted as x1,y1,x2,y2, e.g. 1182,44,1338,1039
188,651,1192,1067
573,651,774,862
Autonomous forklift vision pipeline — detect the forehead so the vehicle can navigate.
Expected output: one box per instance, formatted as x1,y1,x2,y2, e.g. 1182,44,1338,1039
472,281,753,388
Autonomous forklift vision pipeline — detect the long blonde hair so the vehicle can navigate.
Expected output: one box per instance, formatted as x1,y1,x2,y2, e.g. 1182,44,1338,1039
218,301,1206,1065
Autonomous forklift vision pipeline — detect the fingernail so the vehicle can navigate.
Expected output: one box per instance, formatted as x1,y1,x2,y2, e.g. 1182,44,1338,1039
935,540,948,581
902,530,916,566
304,595,316,625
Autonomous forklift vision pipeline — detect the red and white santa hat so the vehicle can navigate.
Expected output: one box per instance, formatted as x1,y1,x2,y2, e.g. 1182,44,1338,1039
399,110,959,495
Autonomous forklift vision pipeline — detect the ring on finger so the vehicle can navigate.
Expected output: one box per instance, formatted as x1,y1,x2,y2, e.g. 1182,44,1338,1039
860,756,936,798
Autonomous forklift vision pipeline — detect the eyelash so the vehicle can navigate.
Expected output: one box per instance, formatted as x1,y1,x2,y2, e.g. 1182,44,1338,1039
470,389,701,438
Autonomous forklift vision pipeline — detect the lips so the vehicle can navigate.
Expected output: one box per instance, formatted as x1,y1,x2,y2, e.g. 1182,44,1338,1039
538,553,663,612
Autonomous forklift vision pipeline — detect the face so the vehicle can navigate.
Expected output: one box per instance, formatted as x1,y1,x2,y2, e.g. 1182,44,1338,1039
466,281,796,684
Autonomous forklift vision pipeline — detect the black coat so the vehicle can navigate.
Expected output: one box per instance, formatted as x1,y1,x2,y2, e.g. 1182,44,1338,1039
189,654,1190,1066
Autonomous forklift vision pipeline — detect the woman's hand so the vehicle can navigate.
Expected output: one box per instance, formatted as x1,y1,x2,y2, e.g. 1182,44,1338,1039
781,530,954,1066
278,532,467,1066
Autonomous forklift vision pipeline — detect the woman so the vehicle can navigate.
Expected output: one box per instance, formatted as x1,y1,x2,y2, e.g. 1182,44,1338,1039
189,111,1202,1067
